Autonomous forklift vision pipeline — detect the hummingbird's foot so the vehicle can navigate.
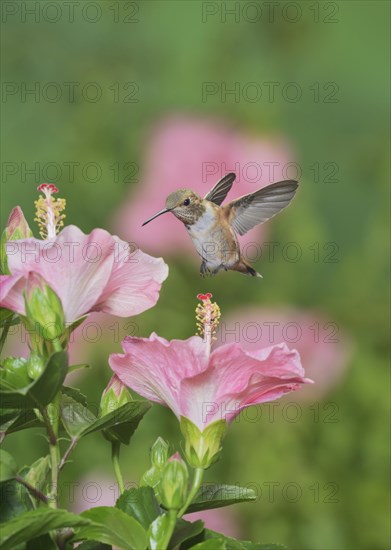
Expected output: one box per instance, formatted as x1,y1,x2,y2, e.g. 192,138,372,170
200,262,217,277
200,261,210,277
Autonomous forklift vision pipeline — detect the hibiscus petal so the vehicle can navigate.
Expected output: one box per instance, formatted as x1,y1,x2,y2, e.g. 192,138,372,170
220,377,312,424
0,273,26,315
95,238,168,317
180,343,312,428
109,334,209,419
210,342,308,394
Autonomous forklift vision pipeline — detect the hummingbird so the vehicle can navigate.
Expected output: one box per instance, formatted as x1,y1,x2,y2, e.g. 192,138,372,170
142,173,298,277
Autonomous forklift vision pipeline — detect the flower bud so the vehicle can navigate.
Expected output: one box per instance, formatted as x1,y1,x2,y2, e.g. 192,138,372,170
1,357,30,388
99,374,133,444
168,451,182,462
140,437,169,500
27,354,45,380
151,437,169,469
1,207,33,274
160,457,188,510
23,272,65,342
180,417,227,469
100,375,133,416
140,466,162,497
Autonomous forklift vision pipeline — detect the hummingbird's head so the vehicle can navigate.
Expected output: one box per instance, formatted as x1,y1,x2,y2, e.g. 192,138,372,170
165,189,203,223
142,189,203,227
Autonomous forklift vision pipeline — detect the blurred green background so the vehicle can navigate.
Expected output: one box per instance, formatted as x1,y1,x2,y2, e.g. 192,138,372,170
1,1,389,548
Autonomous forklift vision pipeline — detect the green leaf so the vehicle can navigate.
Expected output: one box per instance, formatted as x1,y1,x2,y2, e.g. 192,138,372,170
23,456,50,495
0,408,20,427
76,542,111,550
0,450,17,483
84,401,151,443
116,486,160,529
195,530,288,550
0,352,68,409
187,483,257,513
201,531,246,550
26,533,58,550
170,518,204,547
0,479,33,524
0,508,89,550
0,409,21,441
60,393,96,438
0,308,15,327
60,395,150,444
66,314,88,334
62,386,88,406
74,506,147,550
0,409,41,439
241,545,288,550
190,539,227,549
100,401,151,445
147,512,175,550
0,307,20,328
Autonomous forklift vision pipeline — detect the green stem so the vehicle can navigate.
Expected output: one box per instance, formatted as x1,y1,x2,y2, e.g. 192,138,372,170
178,467,204,517
59,438,79,471
112,441,125,494
40,407,57,446
0,314,14,355
159,509,177,550
47,392,61,509
52,338,63,353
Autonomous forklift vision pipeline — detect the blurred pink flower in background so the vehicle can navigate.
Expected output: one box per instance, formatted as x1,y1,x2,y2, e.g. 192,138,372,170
114,115,295,258
70,472,117,513
216,308,352,401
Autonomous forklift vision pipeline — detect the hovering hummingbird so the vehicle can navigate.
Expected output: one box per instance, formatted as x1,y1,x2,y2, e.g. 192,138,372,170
142,173,298,277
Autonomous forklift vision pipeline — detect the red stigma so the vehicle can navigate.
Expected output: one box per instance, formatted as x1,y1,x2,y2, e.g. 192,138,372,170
197,292,213,301
37,183,59,193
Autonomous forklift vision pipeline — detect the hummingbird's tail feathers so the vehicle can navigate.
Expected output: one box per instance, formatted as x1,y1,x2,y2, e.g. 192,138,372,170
231,259,262,278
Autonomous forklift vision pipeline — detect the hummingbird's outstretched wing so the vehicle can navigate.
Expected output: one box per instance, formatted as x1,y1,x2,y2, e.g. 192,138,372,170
225,180,298,236
204,173,236,206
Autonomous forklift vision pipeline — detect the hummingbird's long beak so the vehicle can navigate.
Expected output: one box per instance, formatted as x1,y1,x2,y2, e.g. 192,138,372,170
142,208,171,226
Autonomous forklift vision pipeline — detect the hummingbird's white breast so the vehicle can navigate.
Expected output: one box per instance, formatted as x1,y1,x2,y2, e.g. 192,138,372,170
186,202,238,269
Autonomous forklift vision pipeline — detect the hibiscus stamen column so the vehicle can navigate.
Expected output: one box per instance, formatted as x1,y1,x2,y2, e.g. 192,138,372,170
178,293,222,517
195,292,221,355
34,183,66,239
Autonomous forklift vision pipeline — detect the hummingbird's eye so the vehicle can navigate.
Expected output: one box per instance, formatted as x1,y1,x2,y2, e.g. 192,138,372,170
183,198,191,206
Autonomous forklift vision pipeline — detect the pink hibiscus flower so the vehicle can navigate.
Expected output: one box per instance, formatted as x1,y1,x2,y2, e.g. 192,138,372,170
114,115,295,257
109,295,312,432
1,186,168,325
